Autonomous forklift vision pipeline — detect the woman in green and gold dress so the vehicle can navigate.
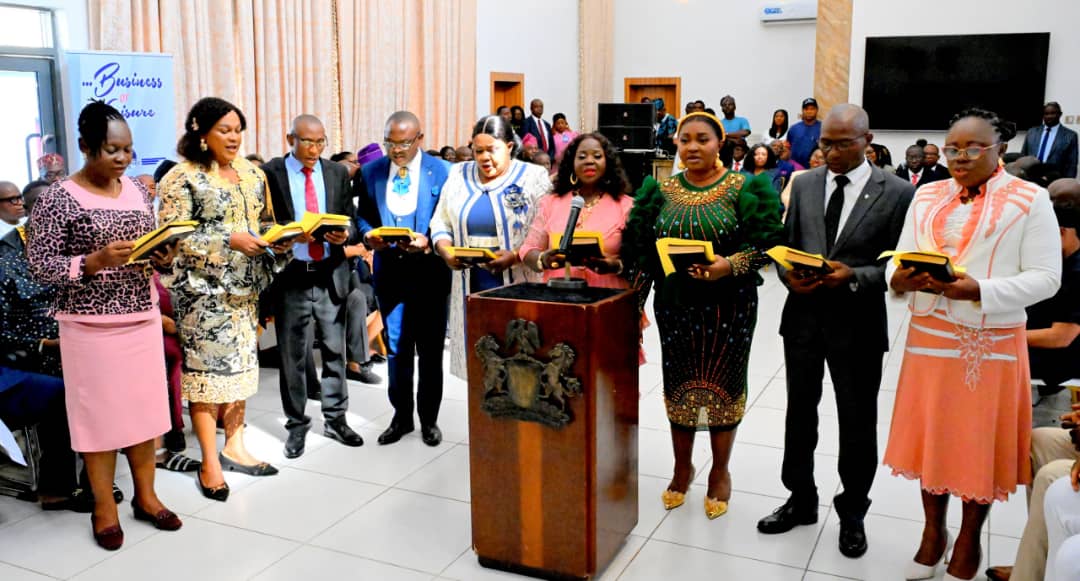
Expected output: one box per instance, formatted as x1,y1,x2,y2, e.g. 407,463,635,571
623,112,783,519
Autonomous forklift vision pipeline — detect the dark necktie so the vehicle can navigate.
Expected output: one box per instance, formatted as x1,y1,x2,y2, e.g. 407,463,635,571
1037,126,1052,162
825,175,849,253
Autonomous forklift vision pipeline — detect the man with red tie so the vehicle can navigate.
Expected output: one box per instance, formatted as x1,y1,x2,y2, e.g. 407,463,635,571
894,144,948,188
263,114,364,458
523,98,556,157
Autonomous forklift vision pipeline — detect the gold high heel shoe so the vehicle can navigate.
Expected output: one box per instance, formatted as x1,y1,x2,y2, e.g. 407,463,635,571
704,496,728,519
661,465,696,510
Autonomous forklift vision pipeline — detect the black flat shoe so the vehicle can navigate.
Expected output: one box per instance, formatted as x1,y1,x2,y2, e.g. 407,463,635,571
42,487,95,513
757,498,818,534
131,499,182,531
196,471,230,502
838,517,867,558
284,428,307,459
325,419,364,447
421,424,442,447
219,453,279,476
346,365,382,384
377,421,414,445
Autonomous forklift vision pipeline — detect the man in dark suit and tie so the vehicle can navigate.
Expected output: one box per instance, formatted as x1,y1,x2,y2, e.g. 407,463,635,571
757,104,915,559
263,114,364,459
922,142,951,182
355,111,451,447
1021,102,1078,179
522,98,556,157
895,144,947,188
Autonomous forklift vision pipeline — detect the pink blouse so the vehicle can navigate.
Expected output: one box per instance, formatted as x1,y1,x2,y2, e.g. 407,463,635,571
518,192,634,288
553,130,578,162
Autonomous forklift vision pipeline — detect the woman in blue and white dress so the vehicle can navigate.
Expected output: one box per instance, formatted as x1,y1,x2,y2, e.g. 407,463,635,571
432,115,552,379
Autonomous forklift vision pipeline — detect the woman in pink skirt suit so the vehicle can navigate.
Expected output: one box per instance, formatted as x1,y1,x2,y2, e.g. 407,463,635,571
884,109,1062,580
27,101,182,550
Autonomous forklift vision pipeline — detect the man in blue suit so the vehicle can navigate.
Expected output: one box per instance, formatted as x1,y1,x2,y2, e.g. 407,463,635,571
522,99,556,157
1021,102,1078,179
355,111,451,446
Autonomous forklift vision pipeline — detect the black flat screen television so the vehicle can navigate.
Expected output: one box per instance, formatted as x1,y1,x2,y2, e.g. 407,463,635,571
862,33,1050,131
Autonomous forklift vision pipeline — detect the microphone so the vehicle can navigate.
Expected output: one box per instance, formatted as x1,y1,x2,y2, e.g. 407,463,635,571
558,195,585,254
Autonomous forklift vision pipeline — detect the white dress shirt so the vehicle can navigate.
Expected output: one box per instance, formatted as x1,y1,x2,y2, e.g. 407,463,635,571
824,159,873,243
385,151,424,219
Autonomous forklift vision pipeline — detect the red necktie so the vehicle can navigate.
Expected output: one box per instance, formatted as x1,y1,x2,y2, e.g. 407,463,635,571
301,166,324,261
910,172,919,185
537,118,547,149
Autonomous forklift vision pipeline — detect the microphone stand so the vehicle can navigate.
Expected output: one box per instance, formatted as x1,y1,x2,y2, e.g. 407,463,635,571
548,194,588,290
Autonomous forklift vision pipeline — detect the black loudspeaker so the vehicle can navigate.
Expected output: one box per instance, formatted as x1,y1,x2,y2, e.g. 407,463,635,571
618,150,656,192
597,126,654,151
598,103,654,128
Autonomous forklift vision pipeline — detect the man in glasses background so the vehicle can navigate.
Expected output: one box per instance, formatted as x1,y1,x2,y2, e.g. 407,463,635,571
0,182,26,239
263,114,366,459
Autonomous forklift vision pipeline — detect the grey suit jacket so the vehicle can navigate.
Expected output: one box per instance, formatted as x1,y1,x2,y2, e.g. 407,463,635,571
1021,124,1079,179
778,164,915,351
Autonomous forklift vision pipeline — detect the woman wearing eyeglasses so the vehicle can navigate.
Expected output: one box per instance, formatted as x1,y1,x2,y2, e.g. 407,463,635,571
883,109,1062,581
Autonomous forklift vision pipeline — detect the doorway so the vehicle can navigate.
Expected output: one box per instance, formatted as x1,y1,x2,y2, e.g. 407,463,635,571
490,72,524,113
0,56,59,185
624,77,681,115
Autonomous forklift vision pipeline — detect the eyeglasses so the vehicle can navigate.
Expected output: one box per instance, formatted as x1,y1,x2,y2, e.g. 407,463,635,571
383,139,418,151
0,195,24,205
296,138,327,149
817,135,867,152
942,143,1001,161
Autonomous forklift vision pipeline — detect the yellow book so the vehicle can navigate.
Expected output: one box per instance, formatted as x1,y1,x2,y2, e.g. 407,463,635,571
878,250,966,282
261,222,306,244
656,238,716,276
550,231,606,264
446,246,498,266
300,212,351,240
127,220,198,263
766,245,834,274
368,226,418,245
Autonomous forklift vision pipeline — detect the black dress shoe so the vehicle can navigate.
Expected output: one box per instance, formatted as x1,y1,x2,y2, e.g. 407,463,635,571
324,418,364,447
219,453,279,476
421,424,442,447
284,428,307,458
307,390,322,401
757,499,818,534
838,518,868,558
196,471,230,502
369,353,386,364
346,364,382,384
378,421,414,445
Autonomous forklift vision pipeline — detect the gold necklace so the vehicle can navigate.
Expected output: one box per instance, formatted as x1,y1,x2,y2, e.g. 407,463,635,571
576,192,603,227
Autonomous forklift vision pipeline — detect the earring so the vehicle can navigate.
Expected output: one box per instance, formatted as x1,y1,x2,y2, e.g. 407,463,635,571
714,155,724,170
677,160,686,170
570,174,578,185
200,138,208,152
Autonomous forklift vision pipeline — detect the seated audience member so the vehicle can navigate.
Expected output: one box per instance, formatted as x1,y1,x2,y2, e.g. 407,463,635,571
895,144,933,187
530,151,553,175
152,273,200,472
551,113,577,162
245,153,265,167
1027,178,1080,396
986,398,1080,581
779,147,825,211
439,146,458,163
330,151,360,179
520,133,540,162
153,159,177,184
496,105,512,124
135,174,157,199
719,95,751,141
770,141,797,181
729,138,749,172
866,143,894,174
455,145,473,162
36,153,66,184
1043,470,1080,581
0,181,25,239
922,140,951,180
763,109,789,145
745,143,785,193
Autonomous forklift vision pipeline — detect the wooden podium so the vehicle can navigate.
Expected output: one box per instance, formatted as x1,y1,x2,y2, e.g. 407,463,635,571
465,284,639,581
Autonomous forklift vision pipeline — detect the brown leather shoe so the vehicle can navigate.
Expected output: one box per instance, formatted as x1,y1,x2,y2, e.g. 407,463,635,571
91,514,124,551
132,499,182,531
985,566,1011,581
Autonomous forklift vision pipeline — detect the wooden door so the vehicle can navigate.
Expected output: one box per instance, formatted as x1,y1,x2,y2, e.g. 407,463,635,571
624,77,681,114
491,72,524,113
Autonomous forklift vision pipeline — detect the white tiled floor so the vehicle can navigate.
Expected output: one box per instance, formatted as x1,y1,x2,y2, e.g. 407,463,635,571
0,275,1033,580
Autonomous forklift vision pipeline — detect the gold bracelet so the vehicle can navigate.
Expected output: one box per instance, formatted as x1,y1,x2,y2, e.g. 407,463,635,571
535,254,545,272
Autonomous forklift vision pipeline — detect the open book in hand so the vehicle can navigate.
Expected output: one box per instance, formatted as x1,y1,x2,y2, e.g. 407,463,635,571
656,238,716,277
550,231,605,264
878,250,966,283
127,220,198,263
367,226,418,245
766,245,834,275
261,212,352,244
446,246,498,266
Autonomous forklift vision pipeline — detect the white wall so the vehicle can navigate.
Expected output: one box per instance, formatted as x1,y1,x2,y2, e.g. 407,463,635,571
850,0,1080,161
613,0,816,143
475,0,580,131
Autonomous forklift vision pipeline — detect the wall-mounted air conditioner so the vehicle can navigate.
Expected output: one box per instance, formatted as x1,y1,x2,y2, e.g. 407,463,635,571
760,0,818,22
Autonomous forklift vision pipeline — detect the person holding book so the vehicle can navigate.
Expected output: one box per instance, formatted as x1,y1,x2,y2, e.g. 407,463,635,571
884,109,1062,580
262,114,364,459
431,114,552,382
27,100,182,549
759,104,914,560
355,111,452,446
158,97,291,502
621,111,783,520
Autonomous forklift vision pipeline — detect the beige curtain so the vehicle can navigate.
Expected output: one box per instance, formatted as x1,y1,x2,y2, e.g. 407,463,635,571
336,0,476,152
89,0,476,157
578,0,614,133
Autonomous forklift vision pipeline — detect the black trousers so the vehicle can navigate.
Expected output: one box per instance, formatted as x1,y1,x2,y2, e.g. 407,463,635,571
0,369,77,497
781,336,884,520
275,269,348,431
